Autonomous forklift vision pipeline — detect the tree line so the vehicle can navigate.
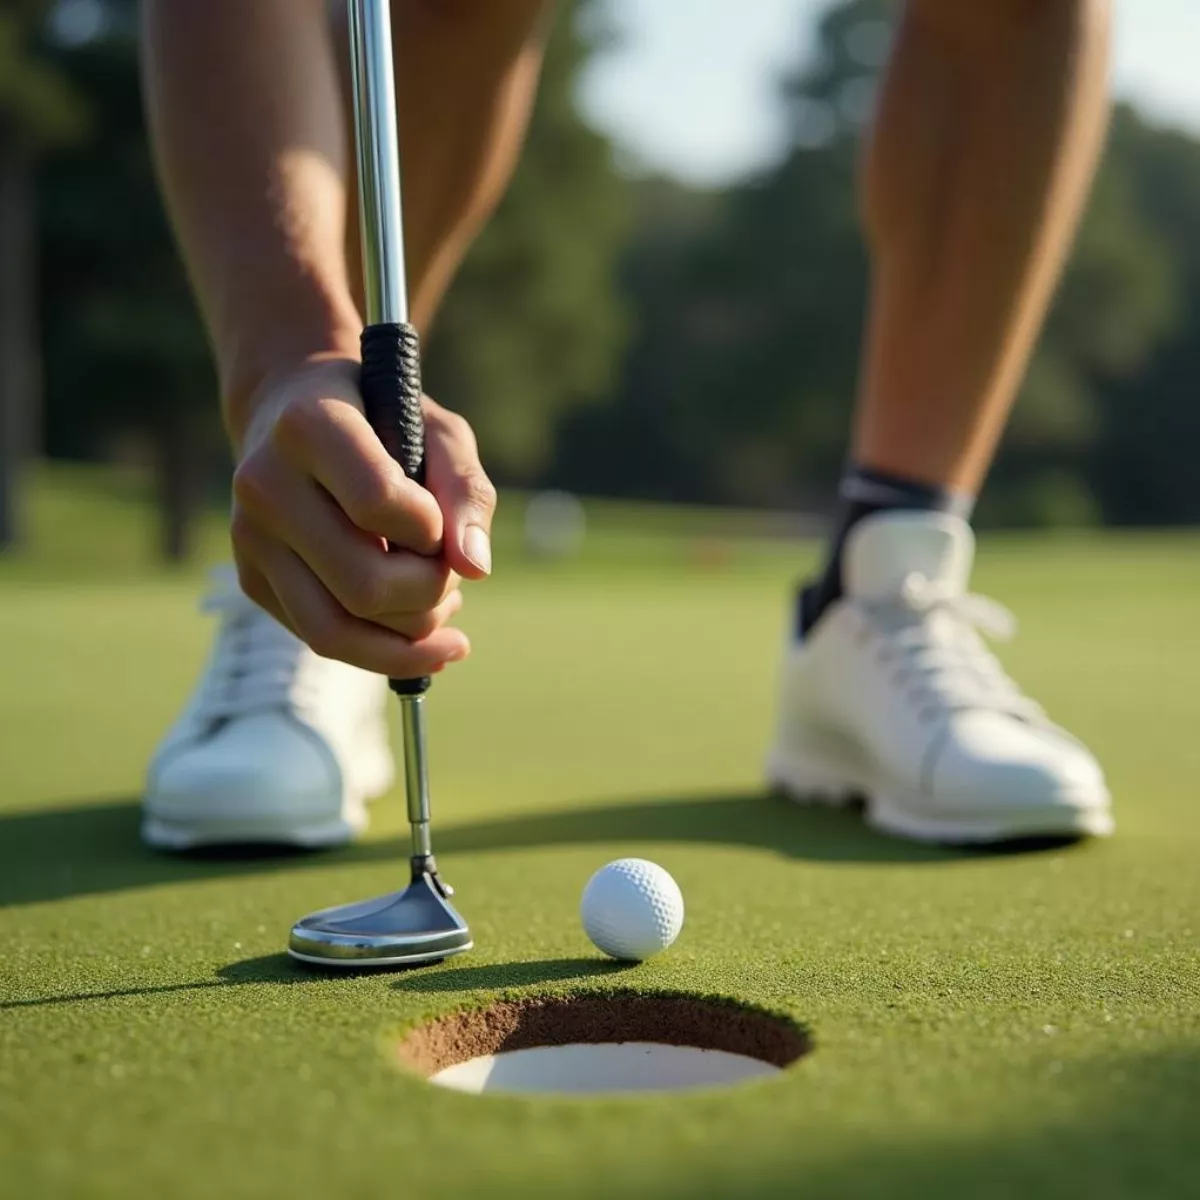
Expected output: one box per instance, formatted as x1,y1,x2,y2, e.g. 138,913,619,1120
2,0,1198,560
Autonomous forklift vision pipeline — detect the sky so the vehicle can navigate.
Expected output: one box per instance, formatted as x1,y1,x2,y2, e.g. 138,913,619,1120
581,0,1200,186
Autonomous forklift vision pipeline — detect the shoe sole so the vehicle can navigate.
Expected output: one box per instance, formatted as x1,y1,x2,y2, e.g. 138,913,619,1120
141,728,394,851
141,807,369,851
766,743,1114,844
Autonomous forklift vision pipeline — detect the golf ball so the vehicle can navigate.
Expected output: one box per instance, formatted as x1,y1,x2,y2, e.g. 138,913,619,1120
580,858,684,961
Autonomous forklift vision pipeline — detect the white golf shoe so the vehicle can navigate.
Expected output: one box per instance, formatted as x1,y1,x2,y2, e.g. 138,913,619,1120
767,512,1113,843
143,569,394,850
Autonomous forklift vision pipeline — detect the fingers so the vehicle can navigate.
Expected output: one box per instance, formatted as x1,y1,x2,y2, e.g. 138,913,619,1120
232,555,295,635
235,521,469,677
423,397,498,581
235,458,461,634
271,391,445,553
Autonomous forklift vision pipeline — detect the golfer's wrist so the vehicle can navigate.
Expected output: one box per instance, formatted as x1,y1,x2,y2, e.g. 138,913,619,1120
221,325,362,453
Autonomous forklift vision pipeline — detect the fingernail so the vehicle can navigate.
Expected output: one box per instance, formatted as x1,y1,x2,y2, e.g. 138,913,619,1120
463,525,492,575
445,642,469,663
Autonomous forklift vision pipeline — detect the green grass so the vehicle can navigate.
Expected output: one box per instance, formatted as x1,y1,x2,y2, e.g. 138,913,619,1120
1,471,1197,1199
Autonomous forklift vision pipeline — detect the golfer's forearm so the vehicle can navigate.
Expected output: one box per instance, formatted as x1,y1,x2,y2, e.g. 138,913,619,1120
142,0,360,445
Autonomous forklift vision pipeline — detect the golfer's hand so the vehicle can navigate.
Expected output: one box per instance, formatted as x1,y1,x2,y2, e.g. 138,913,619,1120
230,358,495,677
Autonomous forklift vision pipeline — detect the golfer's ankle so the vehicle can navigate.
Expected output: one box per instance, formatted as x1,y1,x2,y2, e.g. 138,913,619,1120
799,462,976,634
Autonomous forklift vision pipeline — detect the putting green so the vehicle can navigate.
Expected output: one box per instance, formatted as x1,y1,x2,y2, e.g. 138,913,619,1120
1,475,1197,1198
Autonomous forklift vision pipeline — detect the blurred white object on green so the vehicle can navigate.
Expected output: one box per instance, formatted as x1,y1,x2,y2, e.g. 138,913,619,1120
524,490,587,559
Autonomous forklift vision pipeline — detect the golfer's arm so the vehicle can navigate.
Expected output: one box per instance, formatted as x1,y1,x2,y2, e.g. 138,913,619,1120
141,0,360,446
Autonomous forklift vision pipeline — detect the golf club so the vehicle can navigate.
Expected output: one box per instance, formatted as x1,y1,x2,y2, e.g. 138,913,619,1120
287,0,472,968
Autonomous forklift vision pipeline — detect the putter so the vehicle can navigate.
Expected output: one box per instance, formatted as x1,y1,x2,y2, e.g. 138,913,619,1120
287,0,472,968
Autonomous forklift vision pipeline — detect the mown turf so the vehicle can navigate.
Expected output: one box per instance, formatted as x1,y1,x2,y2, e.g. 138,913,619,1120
1,473,1197,1199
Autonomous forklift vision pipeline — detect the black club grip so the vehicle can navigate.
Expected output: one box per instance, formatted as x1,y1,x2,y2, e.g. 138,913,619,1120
359,320,431,697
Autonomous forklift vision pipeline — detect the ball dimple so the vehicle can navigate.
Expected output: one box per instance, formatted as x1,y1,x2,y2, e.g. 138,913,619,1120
580,858,684,961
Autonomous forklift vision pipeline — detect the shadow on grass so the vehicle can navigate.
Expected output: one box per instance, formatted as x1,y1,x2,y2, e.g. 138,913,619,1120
434,796,1079,864
646,1047,1200,1200
0,798,345,910
0,953,626,1010
0,953,293,1010
0,792,1080,908
0,953,337,1010
0,979,230,1010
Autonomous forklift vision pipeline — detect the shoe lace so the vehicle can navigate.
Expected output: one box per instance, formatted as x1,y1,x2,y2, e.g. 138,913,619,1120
861,572,1044,725
193,568,319,721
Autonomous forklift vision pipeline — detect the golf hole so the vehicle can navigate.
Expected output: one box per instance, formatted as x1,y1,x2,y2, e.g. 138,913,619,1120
397,992,811,1096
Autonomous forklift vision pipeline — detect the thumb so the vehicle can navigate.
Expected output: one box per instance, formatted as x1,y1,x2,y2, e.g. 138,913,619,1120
423,400,497,581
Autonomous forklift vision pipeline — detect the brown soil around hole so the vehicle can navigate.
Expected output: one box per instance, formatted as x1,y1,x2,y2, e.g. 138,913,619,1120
397,991,811,1077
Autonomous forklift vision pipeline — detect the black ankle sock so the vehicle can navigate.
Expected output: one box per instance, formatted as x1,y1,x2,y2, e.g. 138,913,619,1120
798,464,975,635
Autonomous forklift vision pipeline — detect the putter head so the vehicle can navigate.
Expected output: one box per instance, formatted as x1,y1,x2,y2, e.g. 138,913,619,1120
288,861,472,968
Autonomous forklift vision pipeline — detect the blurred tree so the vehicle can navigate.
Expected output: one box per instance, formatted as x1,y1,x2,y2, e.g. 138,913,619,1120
987,108,1178,527
423,0,632,484
1085,106,1200,524
39,0,218,562
560,0,885,510
0,0,84,549
552,175,729,500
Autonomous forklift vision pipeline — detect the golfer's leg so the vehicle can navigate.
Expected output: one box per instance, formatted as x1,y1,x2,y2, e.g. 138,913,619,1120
855,0,1110,490
144,0,551,850
769,0,1115,843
